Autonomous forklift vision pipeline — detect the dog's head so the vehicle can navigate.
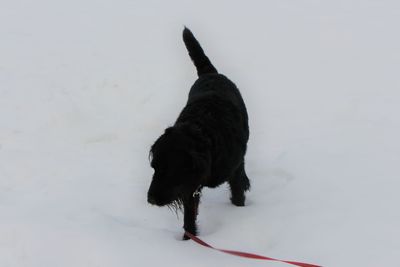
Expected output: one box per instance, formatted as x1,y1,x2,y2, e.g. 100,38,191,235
147,126,210,207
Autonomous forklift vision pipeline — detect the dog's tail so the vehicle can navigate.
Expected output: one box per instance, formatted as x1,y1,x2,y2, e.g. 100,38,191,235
183,27,218,76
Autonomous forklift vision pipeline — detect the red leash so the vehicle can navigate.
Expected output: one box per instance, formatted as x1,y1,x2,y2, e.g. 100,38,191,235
185,232,322,267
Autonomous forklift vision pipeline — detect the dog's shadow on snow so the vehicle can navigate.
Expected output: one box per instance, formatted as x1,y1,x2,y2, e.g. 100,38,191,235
192,185,250,236
191,168,295,237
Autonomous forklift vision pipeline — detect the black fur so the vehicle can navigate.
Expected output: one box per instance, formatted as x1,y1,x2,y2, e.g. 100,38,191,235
147,28,250,239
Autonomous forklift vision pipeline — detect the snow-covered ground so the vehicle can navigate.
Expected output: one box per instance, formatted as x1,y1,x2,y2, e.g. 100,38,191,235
1,1,399,266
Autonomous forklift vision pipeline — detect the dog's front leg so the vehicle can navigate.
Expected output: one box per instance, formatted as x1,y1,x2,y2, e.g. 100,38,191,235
182,193,200,240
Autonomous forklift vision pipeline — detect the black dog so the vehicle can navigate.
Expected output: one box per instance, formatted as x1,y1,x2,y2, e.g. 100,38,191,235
147,28,250,239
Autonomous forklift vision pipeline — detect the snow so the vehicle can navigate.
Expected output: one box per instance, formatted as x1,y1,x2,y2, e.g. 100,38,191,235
1,0,399,266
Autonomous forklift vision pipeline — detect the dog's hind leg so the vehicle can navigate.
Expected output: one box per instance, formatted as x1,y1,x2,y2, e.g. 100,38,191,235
229,162,250,206
182,193,200,240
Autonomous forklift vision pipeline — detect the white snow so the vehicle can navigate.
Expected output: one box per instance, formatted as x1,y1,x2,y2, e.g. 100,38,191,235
1,1,399,266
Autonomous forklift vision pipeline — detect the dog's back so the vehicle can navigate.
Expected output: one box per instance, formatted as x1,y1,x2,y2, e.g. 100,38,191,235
182,27,248,123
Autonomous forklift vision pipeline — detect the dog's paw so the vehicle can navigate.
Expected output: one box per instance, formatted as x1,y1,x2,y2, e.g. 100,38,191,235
182,229,197,240
231,195,245,206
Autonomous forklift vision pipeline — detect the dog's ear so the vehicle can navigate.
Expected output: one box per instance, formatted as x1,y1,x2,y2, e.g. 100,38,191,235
150,127,173,162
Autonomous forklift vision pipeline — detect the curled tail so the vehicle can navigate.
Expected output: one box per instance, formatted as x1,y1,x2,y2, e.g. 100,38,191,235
183,27,218,76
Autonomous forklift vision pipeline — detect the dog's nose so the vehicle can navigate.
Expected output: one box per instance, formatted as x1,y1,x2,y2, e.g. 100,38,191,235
148,195,156,205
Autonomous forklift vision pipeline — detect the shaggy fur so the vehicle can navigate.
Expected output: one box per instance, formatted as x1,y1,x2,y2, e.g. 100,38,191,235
147,28,250,239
